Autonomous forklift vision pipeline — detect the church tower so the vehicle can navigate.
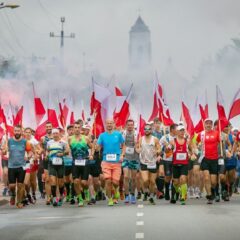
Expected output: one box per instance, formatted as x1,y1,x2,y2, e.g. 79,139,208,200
129,16,151,69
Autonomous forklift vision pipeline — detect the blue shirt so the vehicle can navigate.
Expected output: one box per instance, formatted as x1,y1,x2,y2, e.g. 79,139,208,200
8,138,27,168
97,131,125,162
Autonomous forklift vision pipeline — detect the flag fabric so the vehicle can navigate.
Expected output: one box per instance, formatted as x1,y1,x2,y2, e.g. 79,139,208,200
216,85,229,130
47,93,59,128
137,114,146,140
181,101,195,138
14,105,23,126
228,88,240,120
148,78,159,122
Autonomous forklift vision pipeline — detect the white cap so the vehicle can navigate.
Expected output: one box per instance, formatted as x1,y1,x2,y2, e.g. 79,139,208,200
83,125,91,130
147,121,154,125
232,127,239,132
178,121,184,126
177,125,185,131
52,128,60,134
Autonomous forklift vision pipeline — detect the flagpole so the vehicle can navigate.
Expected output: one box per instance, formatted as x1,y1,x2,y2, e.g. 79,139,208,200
218,119,224,157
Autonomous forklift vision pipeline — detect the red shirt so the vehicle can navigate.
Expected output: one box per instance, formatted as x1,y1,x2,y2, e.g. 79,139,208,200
173,138,188,165
236,132,240,142
197,130,220,160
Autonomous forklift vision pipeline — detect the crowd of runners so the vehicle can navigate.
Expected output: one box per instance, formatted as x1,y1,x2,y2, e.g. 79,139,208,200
1,117,240,208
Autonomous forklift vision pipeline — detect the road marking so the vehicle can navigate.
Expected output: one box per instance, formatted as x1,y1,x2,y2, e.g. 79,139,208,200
136,221,144,226
135,233,144,239
137,212,144,217
138,204,143,208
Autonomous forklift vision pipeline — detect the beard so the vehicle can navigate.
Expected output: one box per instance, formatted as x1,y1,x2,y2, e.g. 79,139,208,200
47,130,52,135
15,134,21,139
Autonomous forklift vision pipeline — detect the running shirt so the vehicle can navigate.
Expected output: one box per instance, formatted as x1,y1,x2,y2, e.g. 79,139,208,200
196,130,220,160
122,130,138,161
160,134,175,161
70,135,89,160
173,138,188,165
47,140,66,163
152,130,163,140
139,136,157,166
97,131,124,162
225,133,237,167
8,138,27,168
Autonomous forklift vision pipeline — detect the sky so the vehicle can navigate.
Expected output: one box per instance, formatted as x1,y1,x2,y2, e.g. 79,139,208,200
0,0,240,124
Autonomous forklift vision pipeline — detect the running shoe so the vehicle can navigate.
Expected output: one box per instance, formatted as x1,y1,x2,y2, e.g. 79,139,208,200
143,192,148,201
124,195,130,204
149,197,156,205
46,196,52,205
78,195,84,207
84,189,90,203
180,198,186,205
88,198,96,205
10,196,15,206
52,197,58,207
206,195,213,204
27,194,34,204
108,198,114,206
215,195,220,202
130,195,136,204
165,191,170,201
120,191,125,201
70,197,76,205
137,192,142,200
66,195,71,202
114,191,120,201
58,198,63,207
2,187,8,196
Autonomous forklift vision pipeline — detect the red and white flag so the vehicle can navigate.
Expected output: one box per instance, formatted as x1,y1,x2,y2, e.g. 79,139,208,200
90,79,112,137
114,84,133,128
137,114,146,140
47,92,59,128
14,105,23,126
181,101,195,138
216,85,229,130
228,88,240,120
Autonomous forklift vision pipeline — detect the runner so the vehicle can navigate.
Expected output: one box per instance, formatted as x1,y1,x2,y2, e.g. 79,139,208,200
47,128,69,207
69,121,94,207
96,119,125,206
63,125,75,204
1,133,9,196
196,118,220,204
159,123,177,201
136,123,161,205
170,125,195,205
40,122,53,205
122,119,139,204
23,127,41,204
1,125,33,208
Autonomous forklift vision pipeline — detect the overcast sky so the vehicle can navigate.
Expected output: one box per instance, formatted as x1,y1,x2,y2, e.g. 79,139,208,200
0,0,239,77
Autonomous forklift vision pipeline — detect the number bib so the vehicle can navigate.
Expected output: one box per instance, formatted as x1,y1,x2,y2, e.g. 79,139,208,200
63,156,73,166
176,153,187,161
218,158,224,166
75,159,86,166
147,162,156,169
106,154,117,162
52,157,63,165
126,147,134,155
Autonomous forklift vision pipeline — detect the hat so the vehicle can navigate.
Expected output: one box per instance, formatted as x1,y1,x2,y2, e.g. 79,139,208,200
52,128,60,134
232,127,239,132
204,118,213,123
177,125,185,131
83,125,91,130
178,121,184,126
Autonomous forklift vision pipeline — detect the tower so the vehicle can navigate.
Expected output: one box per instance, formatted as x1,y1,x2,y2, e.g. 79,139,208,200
129,16,151,69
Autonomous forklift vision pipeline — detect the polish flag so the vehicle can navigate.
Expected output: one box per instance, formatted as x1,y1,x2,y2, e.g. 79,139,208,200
199,89,209,120
35,117,48,141
47,93,59,128
14,106,23,126
70,111,75,125
90,79,112,137
181,101,195,138
148,78,160,122
115,86,123,96
137,114,146,140
216,85,229,130
32,82,46,126
114,84,133,128
59,98,69,128
228,88,240,120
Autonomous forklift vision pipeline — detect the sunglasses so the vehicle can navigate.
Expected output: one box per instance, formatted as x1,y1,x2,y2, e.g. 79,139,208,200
144,128,151,131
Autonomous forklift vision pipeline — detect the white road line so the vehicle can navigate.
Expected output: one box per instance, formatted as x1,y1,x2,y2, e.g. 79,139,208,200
136,212,144,217
138,204,144,208
136,221,144,226
135,233,144,239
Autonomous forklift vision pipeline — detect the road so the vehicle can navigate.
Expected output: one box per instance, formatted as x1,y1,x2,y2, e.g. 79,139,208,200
0,196,240,240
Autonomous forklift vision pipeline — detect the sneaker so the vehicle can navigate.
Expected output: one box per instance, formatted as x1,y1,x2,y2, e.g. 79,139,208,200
27,194,34,204
215,195,220,202
108,198,114,206
2,187,8,196
124,195,130,204
102,192,106,201
32,194,37,204
156,190,164,199
10,196,15,206
180,198,186,205
170,198,176,204
78,195,84,207
137,192,142,200
143,192,148,201
70,198,76,205
206,195,213,204
149,197,156,205
84,190,90,203
88,198,96,205
188,187,194,199
194,188,200,199
52,197,58,207
113,198,119,204
46,196,52,205
165,192,170,201
130,195,136,204
120,191,125,201
114,191,120,201
58,198,63,206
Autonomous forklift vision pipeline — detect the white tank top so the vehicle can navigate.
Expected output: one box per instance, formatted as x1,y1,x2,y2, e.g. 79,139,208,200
140,136,157,165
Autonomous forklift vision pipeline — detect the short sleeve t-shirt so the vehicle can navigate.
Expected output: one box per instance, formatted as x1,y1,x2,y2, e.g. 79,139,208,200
97,131,125,162
196,130,220,160
47,140,66,161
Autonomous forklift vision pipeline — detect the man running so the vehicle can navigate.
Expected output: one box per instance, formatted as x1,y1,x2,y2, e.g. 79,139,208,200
196,118,220,204
2,125,33,208
69,121,94,207
160,123,177,201
96,119,125,206
47,128,69,207
122,119,139,204
136,123,161,205
40,122,53,205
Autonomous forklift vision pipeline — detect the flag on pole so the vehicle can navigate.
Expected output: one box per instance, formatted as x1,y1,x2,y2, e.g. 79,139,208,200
228,88,240,120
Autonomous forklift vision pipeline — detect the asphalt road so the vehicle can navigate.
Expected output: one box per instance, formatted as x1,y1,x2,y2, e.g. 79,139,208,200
0,196,240,240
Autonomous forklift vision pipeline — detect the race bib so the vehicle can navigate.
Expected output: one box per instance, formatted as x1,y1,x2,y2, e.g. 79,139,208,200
176,153,187,161
147,162,156,169
106,154,117,161
63,156,73,166
218,158,224,166
52,157,63,165
75,159,86,166
126,147,134,155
